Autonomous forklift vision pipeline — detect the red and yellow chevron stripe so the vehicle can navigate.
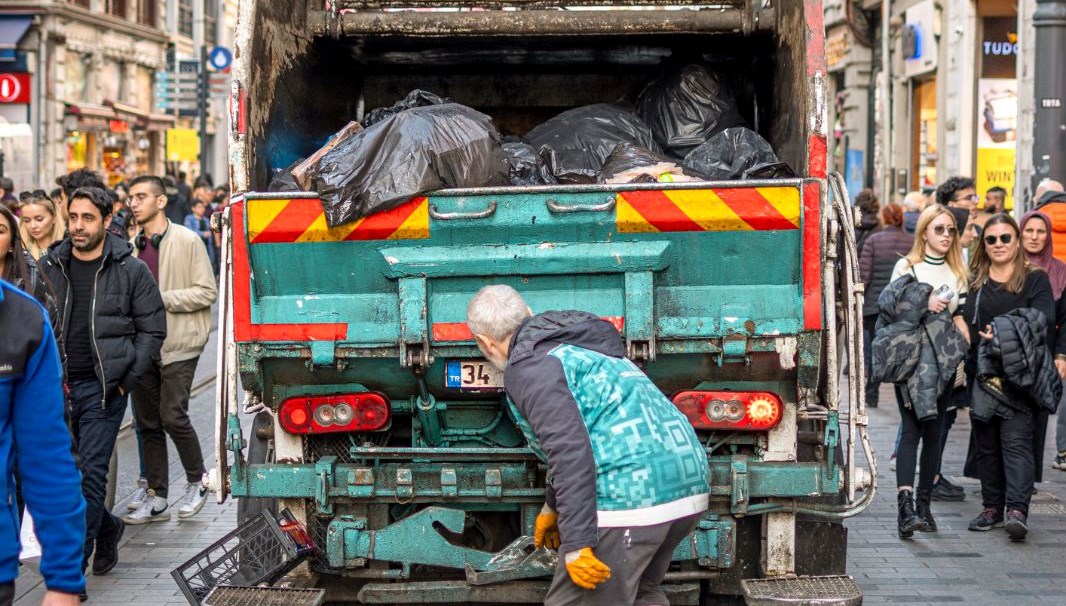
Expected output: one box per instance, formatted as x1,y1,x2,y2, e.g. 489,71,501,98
247,196,430,244
616,187,801,233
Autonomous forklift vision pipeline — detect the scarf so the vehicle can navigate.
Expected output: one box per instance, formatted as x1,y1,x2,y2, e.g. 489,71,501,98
1020,210,1066,299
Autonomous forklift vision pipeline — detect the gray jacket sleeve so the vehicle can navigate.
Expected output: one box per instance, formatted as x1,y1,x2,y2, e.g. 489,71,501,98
506,355,599,554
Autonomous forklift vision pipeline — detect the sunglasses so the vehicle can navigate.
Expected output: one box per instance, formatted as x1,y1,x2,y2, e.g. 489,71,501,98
932,225,957,237
18,189,50,203
984,234,1014,245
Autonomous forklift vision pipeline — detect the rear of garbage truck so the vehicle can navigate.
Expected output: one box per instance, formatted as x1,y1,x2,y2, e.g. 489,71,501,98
206,1,875,603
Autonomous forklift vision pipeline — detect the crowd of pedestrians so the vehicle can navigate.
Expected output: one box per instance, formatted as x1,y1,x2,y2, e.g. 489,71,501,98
0,170,224,604
860,176,1066,544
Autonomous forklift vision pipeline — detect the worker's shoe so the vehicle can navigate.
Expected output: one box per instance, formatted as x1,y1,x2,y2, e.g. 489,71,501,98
915,490,937,532
91,517,125,575
931,478,966,502
968,507,1004,531
177,482,209,519
1005,510,1028,542
123,490,170,525
897,490,925,539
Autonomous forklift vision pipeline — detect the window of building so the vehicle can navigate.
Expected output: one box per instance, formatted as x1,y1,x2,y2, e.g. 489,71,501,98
70,0,91,8
108,0,127,18
205,0,218,47
138,0,158,28
179,0,193,38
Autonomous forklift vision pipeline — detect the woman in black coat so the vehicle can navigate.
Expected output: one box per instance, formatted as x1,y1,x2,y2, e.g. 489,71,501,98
964,214,1056,541
859,203,913,408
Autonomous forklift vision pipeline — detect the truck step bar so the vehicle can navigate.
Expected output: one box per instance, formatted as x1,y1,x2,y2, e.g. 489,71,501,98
741,575,862,606
309,4,776,37
356,580,701,604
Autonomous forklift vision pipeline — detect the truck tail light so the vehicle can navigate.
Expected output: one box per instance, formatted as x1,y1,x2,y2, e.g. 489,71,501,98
278,392,391,434
671,391,783,431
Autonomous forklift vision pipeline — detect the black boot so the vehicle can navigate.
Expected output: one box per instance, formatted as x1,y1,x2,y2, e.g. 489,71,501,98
916,489,937,532
897,490,925,539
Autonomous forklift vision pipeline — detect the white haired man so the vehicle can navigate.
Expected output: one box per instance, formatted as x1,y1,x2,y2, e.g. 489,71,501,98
467,285,710,605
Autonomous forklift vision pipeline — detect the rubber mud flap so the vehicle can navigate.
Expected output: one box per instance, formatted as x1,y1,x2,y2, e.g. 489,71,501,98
795,518,848,577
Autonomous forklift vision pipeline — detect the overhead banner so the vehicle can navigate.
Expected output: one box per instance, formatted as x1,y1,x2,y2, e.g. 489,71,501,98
975,16,1018,210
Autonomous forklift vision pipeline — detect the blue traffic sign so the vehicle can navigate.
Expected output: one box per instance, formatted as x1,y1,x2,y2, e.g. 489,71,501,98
208,46,232,71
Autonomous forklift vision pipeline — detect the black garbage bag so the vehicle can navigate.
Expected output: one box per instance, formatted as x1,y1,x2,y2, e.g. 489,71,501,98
526,104,660,184
314,103,510,227
267,159,304,192
362,89,452,128
682,127,795,180
600,143,702,184
502,141,557,186
636,64,746,157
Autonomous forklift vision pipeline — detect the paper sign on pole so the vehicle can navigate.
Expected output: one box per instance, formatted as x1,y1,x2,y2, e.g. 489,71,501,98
166,128,201,162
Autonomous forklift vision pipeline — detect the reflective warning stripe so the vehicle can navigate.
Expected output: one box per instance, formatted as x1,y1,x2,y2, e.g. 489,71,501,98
247,197,430,243
432,316,625,343
616,187,801,233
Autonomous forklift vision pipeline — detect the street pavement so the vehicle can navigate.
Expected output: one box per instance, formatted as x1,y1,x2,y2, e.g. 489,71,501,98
11,339,1066,604
847,383,1066,606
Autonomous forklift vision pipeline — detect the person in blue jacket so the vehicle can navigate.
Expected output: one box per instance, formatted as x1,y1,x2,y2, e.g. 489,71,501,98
0,278,87,605
467,285,710,606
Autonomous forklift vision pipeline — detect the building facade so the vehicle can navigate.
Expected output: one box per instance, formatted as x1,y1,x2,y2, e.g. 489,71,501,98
0,0,231,192
826,0,1034,210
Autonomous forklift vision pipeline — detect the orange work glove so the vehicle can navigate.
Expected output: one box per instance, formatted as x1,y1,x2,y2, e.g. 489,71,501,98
565,547,611,590
533,510,560,550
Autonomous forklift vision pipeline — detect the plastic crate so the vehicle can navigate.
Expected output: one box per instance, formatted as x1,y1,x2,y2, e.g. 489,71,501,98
172,509,316,605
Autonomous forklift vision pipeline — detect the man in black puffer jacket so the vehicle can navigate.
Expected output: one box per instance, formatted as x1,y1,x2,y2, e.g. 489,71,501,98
39,186,166,585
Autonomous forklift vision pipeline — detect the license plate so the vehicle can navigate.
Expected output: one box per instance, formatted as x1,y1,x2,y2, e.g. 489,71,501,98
445,360,505,390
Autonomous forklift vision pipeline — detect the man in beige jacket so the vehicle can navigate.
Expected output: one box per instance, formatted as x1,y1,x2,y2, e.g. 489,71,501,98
123,175,218,524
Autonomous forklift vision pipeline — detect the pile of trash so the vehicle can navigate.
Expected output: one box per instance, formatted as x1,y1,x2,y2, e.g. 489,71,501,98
273,64,794,226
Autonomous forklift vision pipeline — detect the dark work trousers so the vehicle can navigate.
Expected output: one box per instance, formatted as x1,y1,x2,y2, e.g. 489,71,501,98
973,406,1036,515
895,382,950,492
131,359,205,498
544,514,700,606
0,581,12,605
863,315,880,407
68,378,126,570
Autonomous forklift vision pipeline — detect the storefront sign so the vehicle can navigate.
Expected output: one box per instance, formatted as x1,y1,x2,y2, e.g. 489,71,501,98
109,120,129,134
826,33,849,70
0,73,30,104
976,77,1016,210
166,128,200,162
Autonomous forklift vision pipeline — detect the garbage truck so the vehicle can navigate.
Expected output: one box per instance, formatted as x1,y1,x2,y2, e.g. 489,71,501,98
203,1,876,604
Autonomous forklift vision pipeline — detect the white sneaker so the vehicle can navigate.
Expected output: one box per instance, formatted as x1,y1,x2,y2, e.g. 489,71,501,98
127,478,148,511
177,482,208,519
123,490,170,525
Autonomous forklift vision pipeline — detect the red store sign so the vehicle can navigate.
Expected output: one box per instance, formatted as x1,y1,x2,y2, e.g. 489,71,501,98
0,73,31,104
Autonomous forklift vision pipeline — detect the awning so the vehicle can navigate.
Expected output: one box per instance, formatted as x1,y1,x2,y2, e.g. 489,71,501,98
0,16,33,62
141,112,177,132
64,102,117,131
107,100,149,120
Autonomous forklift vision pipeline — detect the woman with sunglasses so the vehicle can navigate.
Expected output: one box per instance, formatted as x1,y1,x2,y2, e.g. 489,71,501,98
964,213,1056,541
887,204,971,537
17,190,66,260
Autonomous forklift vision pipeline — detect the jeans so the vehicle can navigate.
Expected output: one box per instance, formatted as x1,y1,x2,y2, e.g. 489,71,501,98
68,378,126,569
973,406,1036,515
894,384,948,492
131,359,205,498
